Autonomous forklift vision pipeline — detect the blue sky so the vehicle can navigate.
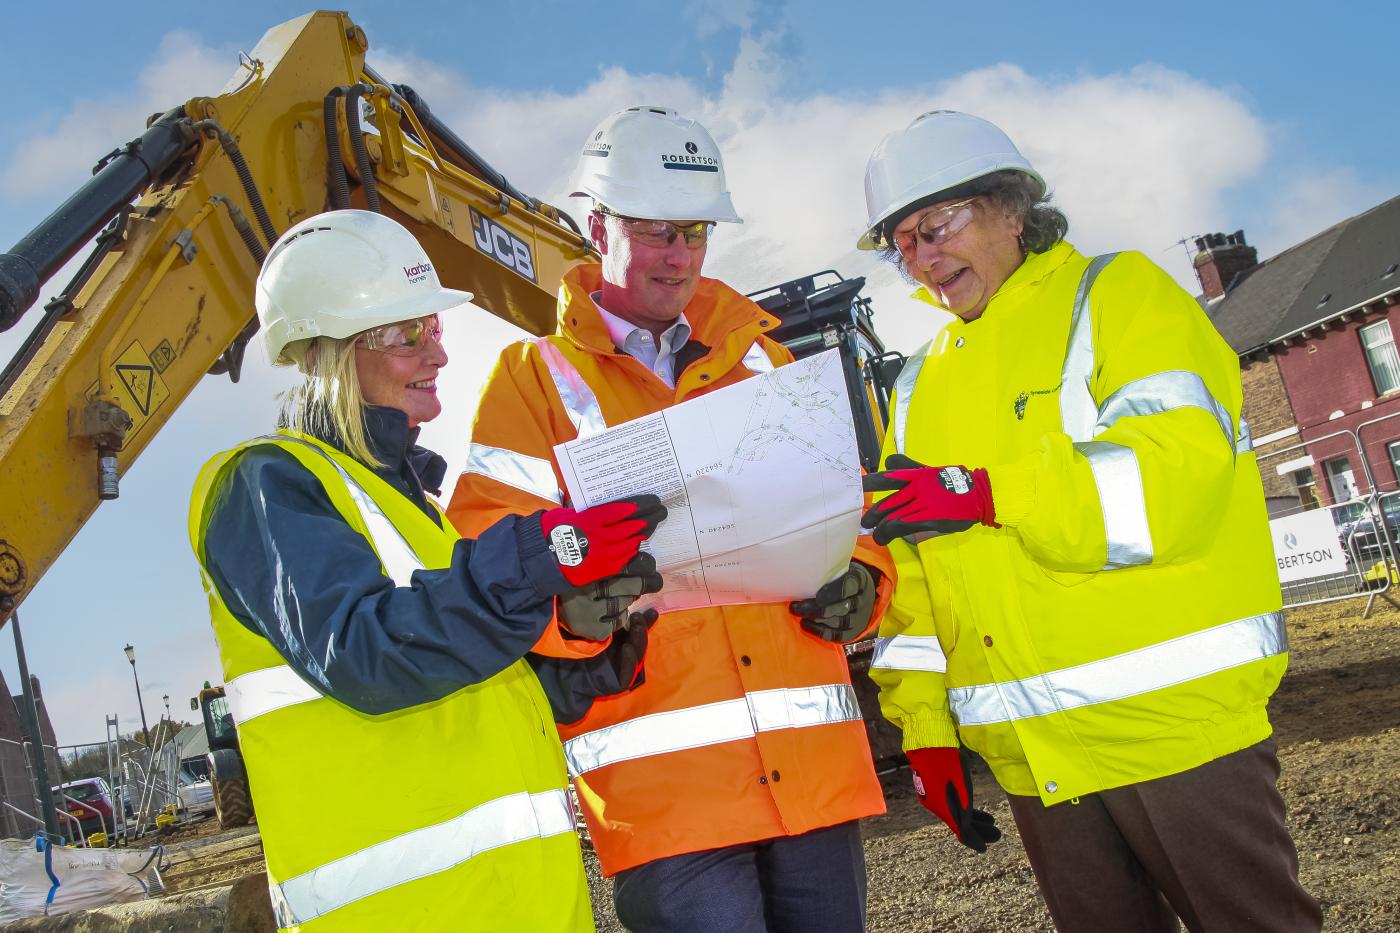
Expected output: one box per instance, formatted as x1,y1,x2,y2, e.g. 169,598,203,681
2,1,1396,745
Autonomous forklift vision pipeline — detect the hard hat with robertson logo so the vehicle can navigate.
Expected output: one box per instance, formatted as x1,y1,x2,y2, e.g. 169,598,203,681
858,110,1044,250
256,209,482,365
570,106,743,224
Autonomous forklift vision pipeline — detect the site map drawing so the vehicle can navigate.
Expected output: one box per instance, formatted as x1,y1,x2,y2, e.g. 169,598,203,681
555,348,863,612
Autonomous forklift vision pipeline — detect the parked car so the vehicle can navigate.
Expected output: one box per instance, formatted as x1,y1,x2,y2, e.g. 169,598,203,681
1341,495,1400,566
52,777,117,840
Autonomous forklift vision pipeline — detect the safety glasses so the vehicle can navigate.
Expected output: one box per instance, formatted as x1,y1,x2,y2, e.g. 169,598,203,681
355,314,444,356
599,211,714,249
891,198,978,259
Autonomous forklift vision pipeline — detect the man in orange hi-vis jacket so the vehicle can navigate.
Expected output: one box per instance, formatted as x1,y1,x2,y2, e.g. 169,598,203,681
446,107,895,932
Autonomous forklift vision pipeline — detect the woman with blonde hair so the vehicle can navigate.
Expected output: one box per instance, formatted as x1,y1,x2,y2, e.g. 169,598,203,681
188,209,663,931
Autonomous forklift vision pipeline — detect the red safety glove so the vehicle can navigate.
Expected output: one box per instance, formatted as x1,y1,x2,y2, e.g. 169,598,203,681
907,746,1002,853
540,494,667,586
861,454,997,546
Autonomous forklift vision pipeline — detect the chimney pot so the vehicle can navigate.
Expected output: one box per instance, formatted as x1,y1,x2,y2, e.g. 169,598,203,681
1192,229,1260,300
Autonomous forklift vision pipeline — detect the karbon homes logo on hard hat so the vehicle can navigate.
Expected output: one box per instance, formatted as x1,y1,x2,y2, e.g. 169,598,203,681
662,140,718,173
402,262,432,285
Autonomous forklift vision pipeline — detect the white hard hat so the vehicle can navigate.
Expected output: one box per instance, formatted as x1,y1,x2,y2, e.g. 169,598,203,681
256,210,480,365
858,111,1044,250
569,106,742,224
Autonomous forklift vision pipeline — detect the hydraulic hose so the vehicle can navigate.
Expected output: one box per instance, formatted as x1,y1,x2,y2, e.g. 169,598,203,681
388,82,539,212
323,91,352,210
210,196,266,265
206,195,264,383
342,83,381,213
190,121,277,246
0,108,194,333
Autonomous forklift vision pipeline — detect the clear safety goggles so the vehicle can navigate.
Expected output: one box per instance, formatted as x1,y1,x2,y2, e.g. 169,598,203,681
891,198,978,259
598,210,714,249
355,314,444,356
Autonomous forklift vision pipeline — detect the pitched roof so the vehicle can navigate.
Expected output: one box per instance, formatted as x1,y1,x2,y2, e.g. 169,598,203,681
1207,194,1400,354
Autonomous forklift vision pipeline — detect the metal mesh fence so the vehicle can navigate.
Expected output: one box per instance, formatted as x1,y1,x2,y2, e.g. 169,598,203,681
1257,425,1400,614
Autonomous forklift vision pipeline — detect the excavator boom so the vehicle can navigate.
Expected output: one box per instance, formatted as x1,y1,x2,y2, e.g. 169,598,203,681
0,11,593,620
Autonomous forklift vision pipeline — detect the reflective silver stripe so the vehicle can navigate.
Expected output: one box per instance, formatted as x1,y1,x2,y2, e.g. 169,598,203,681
563,684,860,776
870,635,947,673
460,442,562,504
271,788,573,927
1059,253,1120,444
1096,370,1234,452
533,337,609,440
742,341,776,374
264,434,425,586
1076,441,1153,568
1236,417,1253,454
947,610,1285,727
224,664,323,724
891,341,933,455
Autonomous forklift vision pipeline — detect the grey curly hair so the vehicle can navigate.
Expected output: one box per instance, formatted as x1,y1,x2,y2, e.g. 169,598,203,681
877,170,1069,279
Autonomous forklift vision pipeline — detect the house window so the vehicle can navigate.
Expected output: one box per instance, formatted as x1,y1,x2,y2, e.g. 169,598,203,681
1293,468,1321,511
1360,320,1400,395
1323,456,1358,502
1388,441,1400,493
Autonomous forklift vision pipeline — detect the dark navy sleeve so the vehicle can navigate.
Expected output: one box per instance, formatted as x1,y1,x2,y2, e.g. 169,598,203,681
527,647,643,725
201,447,570,715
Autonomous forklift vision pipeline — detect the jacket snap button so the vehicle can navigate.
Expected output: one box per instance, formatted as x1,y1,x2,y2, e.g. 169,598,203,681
741,655,752,666
1045,781,1058,793
955,337,965,348
983,635,993,647
771,770,781,782
759,775,768,785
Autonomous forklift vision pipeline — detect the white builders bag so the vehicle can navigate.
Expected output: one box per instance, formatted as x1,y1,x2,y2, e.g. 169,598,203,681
0,837,166,921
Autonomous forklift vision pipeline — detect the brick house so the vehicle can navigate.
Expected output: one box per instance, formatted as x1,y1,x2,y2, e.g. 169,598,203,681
1202,195,1400,516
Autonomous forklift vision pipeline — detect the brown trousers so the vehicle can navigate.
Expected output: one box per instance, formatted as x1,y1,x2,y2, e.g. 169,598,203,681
1007,739,1321,933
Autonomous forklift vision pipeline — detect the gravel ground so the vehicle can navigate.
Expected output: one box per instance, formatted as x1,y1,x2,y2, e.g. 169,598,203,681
586,598,1400,931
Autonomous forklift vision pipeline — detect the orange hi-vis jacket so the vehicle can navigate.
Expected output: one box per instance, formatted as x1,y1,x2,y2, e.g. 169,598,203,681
447,264,894,874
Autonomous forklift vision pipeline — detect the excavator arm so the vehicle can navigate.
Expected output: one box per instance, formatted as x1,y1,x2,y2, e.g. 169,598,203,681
0,11,594,620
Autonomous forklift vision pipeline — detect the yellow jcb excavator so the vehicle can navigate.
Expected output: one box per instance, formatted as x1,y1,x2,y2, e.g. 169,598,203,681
0,12,906,807
0,11,599,622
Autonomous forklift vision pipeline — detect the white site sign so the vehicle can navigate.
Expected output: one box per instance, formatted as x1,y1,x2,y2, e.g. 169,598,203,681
555,349,862,612
1268,509,1348,583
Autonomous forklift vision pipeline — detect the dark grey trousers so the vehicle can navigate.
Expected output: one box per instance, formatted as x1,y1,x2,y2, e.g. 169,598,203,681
612,820,867,933
1008,739,1321,933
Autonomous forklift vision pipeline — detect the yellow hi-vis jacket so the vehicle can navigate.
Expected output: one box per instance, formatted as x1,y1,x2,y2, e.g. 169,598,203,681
189,431,591,932
870,241,1287,805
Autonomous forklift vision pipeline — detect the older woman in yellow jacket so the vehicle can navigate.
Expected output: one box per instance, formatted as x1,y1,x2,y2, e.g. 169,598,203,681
857,112,1320,932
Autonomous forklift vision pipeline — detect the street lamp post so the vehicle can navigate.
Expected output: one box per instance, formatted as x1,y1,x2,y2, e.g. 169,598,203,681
122,644,151,749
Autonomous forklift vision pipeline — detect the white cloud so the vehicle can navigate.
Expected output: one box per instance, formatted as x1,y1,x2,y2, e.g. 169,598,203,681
0,26,1351,742
1261,167,1393,260
367,40,1273,354
689,0,787,39
1,32,235,198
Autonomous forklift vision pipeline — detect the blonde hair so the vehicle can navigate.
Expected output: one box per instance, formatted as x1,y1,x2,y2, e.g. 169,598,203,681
278,336,383,469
